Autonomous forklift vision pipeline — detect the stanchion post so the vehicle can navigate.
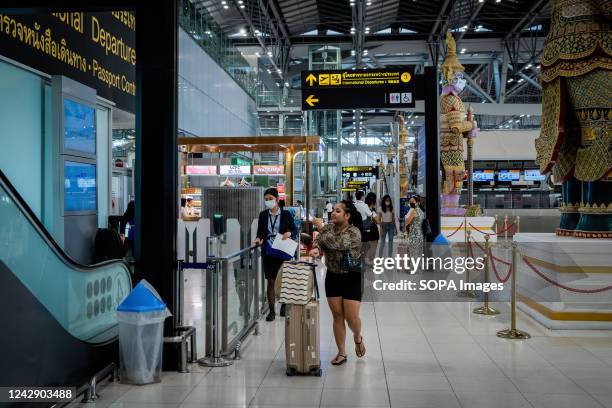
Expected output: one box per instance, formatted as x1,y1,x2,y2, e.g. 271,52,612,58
494,214,499,236
516,216,520,235
473,234,500,315
198,260,234,367
497,242,530,339
504,215,509,241
458,229,478,299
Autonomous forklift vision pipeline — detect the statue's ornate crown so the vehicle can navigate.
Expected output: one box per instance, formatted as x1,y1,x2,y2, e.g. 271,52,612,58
440,31,465,83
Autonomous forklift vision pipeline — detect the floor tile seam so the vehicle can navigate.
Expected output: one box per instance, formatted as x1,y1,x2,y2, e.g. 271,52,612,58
526,342,609,408
371,301,392,408
406,303,464,408
441,301,537,408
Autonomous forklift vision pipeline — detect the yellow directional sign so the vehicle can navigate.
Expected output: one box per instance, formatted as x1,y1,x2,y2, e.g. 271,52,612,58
306,73,317,86
319,74,330,85
305,95,319,107
401,72,412,83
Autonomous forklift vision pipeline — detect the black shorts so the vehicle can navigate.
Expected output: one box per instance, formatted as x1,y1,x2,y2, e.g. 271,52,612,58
262,254,284,280
325,271,363,301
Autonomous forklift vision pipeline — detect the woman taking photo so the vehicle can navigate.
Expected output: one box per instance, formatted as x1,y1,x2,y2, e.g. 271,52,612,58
404,195,425,260
309,201,365,366
378,195,399,258
254,188,296,321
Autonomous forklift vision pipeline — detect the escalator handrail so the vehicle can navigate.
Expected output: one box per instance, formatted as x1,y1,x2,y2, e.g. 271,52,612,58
0,169,132,275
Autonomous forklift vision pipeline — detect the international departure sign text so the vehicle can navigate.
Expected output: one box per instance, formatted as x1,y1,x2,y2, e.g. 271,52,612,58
0,11,136,113
301,68,416,110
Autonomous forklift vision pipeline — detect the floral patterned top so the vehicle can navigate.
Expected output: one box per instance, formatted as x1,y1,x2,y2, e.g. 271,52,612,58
314,224,362,274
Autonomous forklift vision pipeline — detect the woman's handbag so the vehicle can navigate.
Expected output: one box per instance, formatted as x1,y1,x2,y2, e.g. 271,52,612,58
341,250,362,273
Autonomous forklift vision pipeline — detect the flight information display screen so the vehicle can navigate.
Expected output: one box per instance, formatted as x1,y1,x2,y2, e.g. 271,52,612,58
64,161,97,212
64,99,96,154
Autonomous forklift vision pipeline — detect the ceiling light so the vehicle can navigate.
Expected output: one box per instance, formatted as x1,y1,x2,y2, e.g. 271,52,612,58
518,78,524,83
240,4,245,8
479,0,484,2
460,48,466,54
526,64,532,69
237,0,243,3
520,114,525,117
496,0,501,2
267,51,272,57
266,69,271,74
363,50,368,55
351,50,356,56
277,69,282,73
411,121,415,125
285,82,289,87
477,24,483,29
223,4,229,9
537,65,541,69
255,52,260,57
507,78,514,83
527,114,531,118
221,0,226,3
366,1,372,5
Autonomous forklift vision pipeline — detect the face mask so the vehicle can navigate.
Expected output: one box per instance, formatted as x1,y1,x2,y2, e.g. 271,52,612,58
410,203,416,208
454,78,466,90
385,201,390,205
264,199,276,209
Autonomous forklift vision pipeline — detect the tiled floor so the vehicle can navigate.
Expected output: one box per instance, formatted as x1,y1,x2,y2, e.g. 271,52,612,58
72,263,612,408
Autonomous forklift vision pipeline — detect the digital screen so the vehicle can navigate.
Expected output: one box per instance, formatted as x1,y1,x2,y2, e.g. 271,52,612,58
473,170,494,181
64,161,97,212
64,99,96,154
498,170,520,181
524,169,546,181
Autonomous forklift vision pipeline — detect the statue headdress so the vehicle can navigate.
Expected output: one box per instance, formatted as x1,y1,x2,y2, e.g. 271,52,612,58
440,31,465,83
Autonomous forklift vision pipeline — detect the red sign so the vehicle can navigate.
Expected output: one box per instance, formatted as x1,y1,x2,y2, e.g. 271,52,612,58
277,183,286,200
185,165,217,175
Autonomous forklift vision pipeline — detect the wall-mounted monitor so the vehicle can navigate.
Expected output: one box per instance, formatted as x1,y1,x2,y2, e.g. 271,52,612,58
64,160,97,213
63,98,96,155
524,169,546,181
473,170,494,182
498,170,520,181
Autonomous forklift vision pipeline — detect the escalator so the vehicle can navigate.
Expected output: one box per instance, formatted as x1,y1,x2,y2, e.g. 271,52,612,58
0,169,132,399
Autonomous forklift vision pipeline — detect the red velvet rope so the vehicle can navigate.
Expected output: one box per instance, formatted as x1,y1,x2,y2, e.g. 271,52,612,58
446,221,464,237
490,248,512,283
468,223,492,235
496,222,516,235
522,256,612,294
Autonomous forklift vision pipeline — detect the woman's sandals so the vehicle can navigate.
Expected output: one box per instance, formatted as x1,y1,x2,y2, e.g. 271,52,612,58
355,336,366,358
331,354,347,366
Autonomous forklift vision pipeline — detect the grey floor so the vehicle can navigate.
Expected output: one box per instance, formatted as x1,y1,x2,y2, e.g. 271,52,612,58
71,259,612,408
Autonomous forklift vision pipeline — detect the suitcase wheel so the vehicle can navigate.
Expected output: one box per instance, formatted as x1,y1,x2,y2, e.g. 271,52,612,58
286,368,297,377
311,368,322,377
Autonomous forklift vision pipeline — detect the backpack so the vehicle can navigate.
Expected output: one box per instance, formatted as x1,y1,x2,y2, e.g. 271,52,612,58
94,228,124,262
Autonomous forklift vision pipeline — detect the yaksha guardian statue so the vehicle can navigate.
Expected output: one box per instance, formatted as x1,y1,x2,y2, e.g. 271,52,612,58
535,0,612,237
439,31,478,216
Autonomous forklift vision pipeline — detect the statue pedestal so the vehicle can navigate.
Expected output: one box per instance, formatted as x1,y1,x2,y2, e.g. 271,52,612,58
441,216,496,243
515,233,612,330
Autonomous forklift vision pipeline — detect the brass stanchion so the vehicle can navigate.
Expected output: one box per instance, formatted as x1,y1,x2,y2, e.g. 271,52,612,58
457,229,478,298
494,214,499,236
497,242,531,339
516,216,520,235
504,215,509,241
473,234,500,315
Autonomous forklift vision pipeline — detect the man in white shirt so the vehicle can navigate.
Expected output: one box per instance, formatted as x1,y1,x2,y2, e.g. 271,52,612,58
354,191,372,220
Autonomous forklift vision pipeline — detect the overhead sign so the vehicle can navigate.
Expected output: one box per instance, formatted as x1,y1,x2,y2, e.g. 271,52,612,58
185,165,217,176
219,165,251,176
254,165,285,176
0,11,136,112
301,68,415,110
346,181,369,188
342,166,374,178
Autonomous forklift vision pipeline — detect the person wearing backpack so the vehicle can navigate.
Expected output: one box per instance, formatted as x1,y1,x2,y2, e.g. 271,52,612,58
404,195,425,269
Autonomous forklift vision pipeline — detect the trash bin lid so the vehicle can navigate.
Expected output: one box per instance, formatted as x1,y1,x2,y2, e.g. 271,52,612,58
117,281,167,312
433,233,450,245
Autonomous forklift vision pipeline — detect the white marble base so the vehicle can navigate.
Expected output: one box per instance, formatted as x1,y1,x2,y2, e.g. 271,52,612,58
514,233,612,330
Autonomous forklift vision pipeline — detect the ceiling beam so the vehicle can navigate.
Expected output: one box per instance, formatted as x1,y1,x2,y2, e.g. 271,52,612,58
503,0,548,41
456,1,485,44
464,73,496,103
267,0,292,45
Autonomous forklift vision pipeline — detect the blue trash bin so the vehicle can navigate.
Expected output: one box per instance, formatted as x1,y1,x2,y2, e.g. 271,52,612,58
117,280,171,384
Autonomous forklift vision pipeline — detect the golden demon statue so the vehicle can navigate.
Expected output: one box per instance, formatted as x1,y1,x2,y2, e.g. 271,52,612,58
535,0,612,237
440,31,478,216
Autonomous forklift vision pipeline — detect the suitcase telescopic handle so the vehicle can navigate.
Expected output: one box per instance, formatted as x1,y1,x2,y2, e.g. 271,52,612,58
312,260,320,300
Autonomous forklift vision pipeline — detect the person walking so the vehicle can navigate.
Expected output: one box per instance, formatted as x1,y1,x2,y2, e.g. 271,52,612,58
254,188,296,321
310,201,365,366
378,195,399,258
364,192,379,265
354,191,374,266
404,195,425,262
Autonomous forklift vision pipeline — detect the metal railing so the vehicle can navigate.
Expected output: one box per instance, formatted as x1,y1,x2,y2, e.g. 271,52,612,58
186,240,266,366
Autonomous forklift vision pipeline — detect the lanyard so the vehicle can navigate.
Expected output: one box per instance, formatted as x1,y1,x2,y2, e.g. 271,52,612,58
268,211,279,235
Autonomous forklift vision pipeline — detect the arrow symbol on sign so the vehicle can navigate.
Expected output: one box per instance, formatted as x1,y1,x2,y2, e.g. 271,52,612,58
306,95,319,107
306,74,317,86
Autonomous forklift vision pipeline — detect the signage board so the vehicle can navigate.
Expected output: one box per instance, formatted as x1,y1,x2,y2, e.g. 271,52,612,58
346,180,369,188
0,11,136,112
524,169,545,181
219,165,251,176
254,165,285,176
342,166,374,178
185,165,217,176
301,68,415,110
276,183,286,200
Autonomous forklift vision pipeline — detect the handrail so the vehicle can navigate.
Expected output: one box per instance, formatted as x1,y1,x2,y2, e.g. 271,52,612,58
0,169,132,275
208,245,259,262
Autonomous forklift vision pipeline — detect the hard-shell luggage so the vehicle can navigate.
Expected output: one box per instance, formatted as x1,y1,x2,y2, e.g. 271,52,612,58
284,262,321,376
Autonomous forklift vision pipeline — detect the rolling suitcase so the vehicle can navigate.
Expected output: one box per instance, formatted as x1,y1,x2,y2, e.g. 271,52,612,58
285,262,322,377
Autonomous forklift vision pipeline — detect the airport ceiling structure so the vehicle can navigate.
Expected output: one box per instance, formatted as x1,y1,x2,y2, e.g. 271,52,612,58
192,0,549,139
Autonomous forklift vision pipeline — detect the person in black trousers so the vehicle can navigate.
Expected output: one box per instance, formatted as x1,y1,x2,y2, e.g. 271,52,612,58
253,188,297,321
